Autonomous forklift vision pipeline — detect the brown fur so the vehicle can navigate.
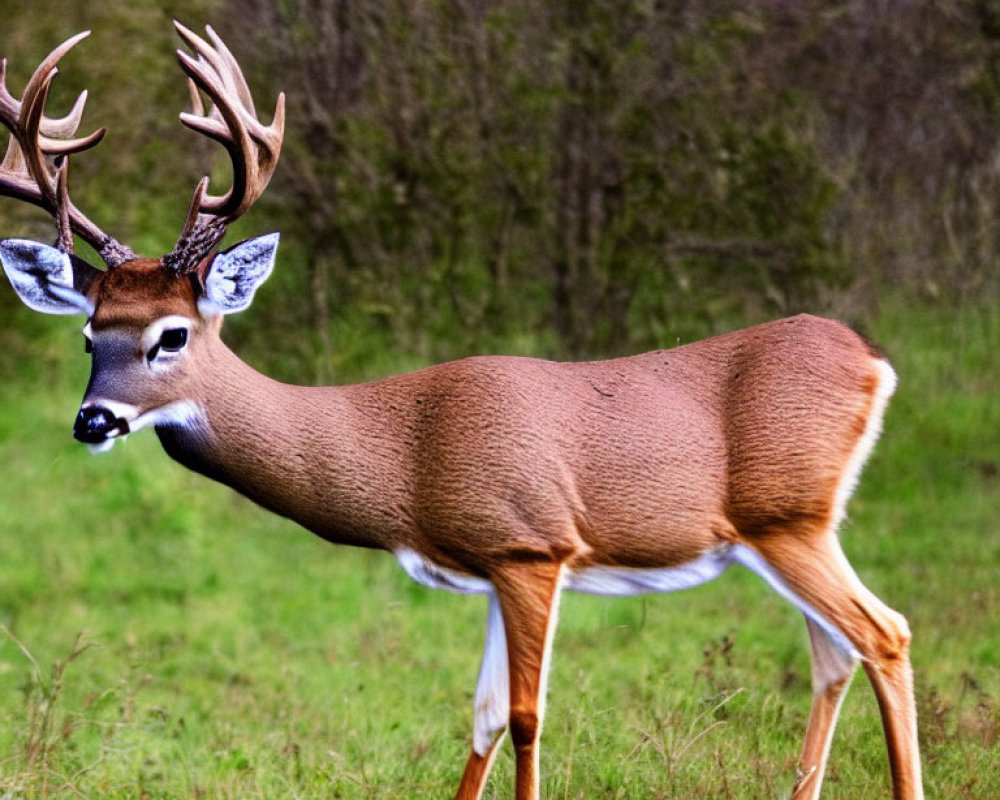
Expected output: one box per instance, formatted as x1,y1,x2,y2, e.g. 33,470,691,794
79,261,922,800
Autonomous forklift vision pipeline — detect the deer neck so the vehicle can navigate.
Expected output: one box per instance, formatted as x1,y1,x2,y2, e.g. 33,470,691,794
154,341,406,552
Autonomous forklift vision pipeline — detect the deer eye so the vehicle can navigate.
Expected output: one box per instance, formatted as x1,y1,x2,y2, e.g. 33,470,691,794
142,315,193,365
146,325,189,363
159,328,188,352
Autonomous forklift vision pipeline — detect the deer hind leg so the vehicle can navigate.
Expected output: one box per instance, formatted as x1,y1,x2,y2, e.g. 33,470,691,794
740,532,923,800
791,617,859,800
455,591,510,800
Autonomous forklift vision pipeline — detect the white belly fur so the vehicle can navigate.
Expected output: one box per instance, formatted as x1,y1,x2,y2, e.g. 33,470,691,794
394,546,732,596
394,543,859,660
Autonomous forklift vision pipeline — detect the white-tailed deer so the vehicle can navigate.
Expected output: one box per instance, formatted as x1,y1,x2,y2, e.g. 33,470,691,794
0,24,923,800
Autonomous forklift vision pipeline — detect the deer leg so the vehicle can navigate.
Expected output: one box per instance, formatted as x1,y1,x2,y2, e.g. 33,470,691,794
486,561,564,800
791,617,859,800
455,591,509,800
860,626,922,800
747,532,923,800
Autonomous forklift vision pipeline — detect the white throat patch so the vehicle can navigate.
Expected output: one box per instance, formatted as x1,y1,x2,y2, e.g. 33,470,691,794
82,399,204,454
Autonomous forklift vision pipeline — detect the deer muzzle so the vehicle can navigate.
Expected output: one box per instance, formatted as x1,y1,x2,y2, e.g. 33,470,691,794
73,405,131,444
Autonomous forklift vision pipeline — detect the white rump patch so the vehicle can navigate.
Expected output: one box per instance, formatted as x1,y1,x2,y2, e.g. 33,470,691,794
830,358,897,533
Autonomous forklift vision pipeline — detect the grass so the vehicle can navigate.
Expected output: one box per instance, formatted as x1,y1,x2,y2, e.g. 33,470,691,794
0,298,997,798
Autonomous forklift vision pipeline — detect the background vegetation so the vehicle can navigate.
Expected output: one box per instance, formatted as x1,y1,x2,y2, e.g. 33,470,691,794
0,1,998,797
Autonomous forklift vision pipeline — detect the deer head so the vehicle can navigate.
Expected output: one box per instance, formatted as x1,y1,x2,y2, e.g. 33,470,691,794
0,23,284,451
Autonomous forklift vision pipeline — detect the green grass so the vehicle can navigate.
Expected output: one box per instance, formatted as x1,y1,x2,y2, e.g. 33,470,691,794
0,300,997,798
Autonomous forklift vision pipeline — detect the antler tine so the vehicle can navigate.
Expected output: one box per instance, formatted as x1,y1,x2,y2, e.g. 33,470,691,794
54,155,74,253
177,23,256,119
205,26,258,118
1,33,100,188
173,20,285,228
40,91,106,154
1,63,97,156
0,31,134,266
20,57,69,210
0,32,86,118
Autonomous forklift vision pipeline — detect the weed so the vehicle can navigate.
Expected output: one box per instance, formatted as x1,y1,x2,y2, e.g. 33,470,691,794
0,628,97,799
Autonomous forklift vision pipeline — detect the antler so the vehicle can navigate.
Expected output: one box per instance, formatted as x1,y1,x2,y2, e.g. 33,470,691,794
165,22,285,274
0,31,135,266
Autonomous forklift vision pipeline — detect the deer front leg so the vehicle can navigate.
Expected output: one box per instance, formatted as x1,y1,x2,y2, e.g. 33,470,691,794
455,591,509,800
482,561,564,800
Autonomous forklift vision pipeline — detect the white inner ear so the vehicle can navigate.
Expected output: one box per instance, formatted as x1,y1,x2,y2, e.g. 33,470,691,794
198,232,279,317
0,239,94,316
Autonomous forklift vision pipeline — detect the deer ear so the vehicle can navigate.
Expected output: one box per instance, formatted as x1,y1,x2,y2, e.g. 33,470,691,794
197,233,279,316
0,239,98,316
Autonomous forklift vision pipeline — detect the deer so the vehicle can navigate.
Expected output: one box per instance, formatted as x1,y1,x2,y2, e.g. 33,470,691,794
0,23,923,800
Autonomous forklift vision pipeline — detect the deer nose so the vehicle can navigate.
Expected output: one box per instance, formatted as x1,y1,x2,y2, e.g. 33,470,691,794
73,406,130,443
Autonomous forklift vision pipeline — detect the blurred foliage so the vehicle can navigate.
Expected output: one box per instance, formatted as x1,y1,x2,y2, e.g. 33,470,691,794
2,0,999,380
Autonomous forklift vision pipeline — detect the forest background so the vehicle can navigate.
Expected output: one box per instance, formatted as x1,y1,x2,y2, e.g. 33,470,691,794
3,0,999,374
0,1,998,798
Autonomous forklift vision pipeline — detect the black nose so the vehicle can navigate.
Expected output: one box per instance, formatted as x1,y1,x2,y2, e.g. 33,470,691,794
73,406,129,444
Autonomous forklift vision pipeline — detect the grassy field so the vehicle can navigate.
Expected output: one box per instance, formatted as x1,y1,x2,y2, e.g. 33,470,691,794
0,300,997,799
